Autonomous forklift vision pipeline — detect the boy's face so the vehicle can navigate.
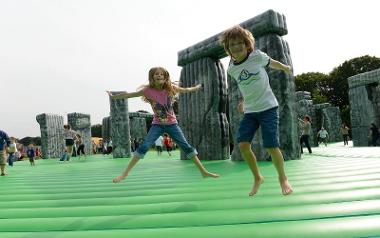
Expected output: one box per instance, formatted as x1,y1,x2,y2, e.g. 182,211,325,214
228,37,248,62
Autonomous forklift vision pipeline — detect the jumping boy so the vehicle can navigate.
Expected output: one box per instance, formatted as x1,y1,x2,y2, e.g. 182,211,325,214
220,26,293,196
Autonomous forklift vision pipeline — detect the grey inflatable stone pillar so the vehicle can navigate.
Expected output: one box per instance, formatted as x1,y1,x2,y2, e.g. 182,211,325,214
313,103,342,143
256,34,299,160
348,69,380,146
178,9,299,160
67,113,92,155
129,112,149,140
319,106,342,142
228,74,244,160
102,116,112,142
179,58,229,160
109,93,131,158
36,113,65,159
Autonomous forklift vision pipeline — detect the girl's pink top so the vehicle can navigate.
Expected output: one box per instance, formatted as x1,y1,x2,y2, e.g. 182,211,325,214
143,87,177,125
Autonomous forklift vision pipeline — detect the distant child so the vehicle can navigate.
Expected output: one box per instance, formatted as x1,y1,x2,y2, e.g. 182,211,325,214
0,130,11,176
340,123,350,146
106,138,113,154
163,133,173,156
317,127,329,147
107,66,219,183
369,123,379,146
154,135,164,156
299,115,312,154
26,144,35,166
76,134,86,159
8,137,18,167
220,25,293,196
63,124,78,162
60,149,68,162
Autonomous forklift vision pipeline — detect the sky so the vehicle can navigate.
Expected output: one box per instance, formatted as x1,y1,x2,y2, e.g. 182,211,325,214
1,0,379,138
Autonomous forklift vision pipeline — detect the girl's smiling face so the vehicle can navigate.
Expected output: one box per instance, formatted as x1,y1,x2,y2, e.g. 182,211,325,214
153,69,166,87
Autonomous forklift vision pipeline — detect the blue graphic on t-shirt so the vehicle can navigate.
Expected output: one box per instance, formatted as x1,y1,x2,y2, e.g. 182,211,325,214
238,69,259,85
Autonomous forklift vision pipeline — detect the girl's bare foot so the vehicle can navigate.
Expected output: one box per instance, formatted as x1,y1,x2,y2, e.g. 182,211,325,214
201,171,220,178
280,179,293,195
249,176,264,196
112,174,128,183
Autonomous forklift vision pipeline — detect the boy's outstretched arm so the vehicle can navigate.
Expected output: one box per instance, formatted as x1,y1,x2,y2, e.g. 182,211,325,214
106,90,144,99
269,59,292,74
174,84,202,93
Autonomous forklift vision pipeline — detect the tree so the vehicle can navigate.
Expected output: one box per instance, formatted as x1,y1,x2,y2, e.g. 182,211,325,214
91,124,102,137
294,72,330,104
327,55,380,109
18,137,41,146
295,55,380,126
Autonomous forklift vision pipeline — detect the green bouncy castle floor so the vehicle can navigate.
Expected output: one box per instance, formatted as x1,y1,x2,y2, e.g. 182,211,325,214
1,142,380,238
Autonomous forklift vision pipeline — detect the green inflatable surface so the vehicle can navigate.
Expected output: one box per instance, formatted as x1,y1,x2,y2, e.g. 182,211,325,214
1,143,380,237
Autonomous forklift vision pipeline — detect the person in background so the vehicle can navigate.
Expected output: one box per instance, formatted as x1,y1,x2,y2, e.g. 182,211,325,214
97,139,104,154
92,140,97,154
163,133,173,156
35,147,41,159
317,127,329,147
155,135,164,156
63,124,78,162
0,130,11,176
76,134,86,159
340,123,350,146
133,138,140,152
299,116,312,154
369,123,379,146
7,137,17,166
26,143,36,166
106,138,113,154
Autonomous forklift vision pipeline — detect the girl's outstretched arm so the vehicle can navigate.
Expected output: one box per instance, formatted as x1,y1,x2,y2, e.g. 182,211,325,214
174,84,202,93
106,90,144,99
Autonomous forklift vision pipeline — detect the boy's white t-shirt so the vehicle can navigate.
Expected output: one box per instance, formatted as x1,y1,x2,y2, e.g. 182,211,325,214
227,50,278,113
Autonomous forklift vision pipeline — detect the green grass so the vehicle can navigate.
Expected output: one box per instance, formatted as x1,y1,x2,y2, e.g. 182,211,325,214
1,143,380,237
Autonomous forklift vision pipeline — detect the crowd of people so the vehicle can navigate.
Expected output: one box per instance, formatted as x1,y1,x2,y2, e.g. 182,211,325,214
154,133,175,156
0,130,42,175
298,116,380,150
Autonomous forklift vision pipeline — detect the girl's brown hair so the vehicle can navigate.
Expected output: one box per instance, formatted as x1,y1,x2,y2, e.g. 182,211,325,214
219,25,255,58
141,67,177,102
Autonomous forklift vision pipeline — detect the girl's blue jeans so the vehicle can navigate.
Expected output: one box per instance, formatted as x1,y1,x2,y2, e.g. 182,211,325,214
135,124,197,159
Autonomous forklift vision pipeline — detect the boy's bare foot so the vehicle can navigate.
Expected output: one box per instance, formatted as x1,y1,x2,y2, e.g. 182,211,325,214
112,174,128,183
280,179,293,195
249,176,264,196
201,171,220,178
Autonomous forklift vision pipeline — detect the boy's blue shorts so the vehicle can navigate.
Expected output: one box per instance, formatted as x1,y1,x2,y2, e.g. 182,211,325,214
237,107,279,148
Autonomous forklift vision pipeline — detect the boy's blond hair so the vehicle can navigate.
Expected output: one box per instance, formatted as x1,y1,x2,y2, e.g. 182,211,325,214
219,25,255,57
